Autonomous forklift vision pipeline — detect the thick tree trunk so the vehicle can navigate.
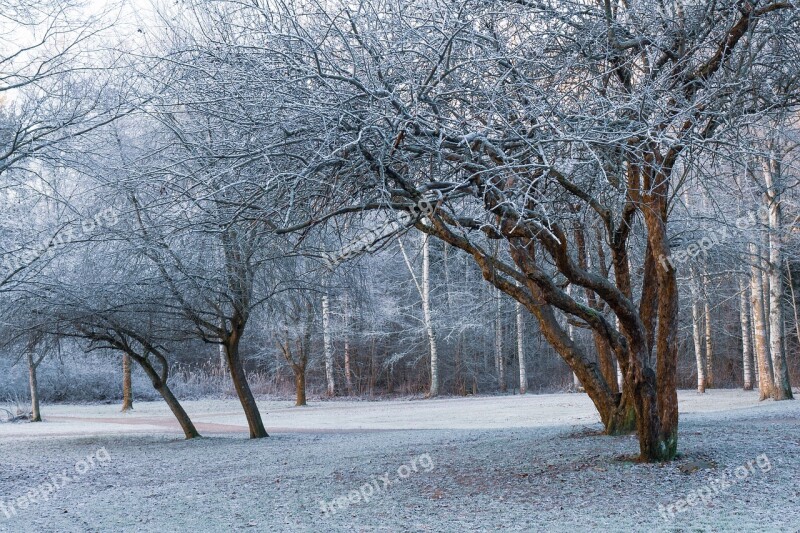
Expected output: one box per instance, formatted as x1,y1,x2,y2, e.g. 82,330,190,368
690,273,706,393
764,156,793,400
225,335,268,438
422,236,439,397
639,186,679,462
322,294,336,396
516,300,527,394
26,350,41,422
750,242,775,400
739,276,754,391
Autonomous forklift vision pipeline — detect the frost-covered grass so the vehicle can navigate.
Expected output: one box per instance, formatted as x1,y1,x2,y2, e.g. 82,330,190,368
0,390,798,532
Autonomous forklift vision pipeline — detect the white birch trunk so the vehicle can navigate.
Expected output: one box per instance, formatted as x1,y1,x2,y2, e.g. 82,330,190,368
495,293,505,392
343,294,353,395
516,300,527,394
750,242,775,400
690,271,706,393
738,276,754,391
322,294,336,396
422,237,439,397
702,283,714,389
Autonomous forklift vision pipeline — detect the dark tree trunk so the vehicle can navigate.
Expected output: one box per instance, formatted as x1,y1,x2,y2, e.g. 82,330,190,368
294,367,307,407
137,357,199,439
122,353,133,412
224,335,268,438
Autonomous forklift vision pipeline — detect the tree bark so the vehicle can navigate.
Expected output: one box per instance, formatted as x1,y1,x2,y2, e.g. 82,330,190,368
122,353,133,411
495,294,506,392
787,262,800,361
750,242,775,400
422,236,439,397
155,380,200,439
738,276,754,391
135,355,199,439
343,295,353,395
294,366,307,406
224,332,268,438
763,156,793,400
26,350,41,422
322,294,336,396
690,271,706,393
516,300,527,394
702,283,714,389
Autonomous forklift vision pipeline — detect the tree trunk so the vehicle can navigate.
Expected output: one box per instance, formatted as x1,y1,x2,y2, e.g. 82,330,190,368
26,350,41,422
156,381,200,439
422,236,439,397
638,187,680,462
322,294,336,396
225,334,268,438
495,294,506,392
764,156,793,400
343,295,353,395
690,272,706,393
516,300,527,394
136,357,199,439
738,276,754,391
294,366,307,406
702,275,714,389
787,261,800,362
750,242,775,400
122,353,133,411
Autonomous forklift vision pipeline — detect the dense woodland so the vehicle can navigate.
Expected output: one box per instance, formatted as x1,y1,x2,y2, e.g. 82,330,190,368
1,0,799,461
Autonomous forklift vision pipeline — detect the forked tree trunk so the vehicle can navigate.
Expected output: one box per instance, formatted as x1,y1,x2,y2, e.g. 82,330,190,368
750,242,775,400
26,350,41,422
122,353,133,411
516,300,527,394
637,186,679,462
224,334,268,438
690,273,706,393
322,294,336,396
738,276,754,391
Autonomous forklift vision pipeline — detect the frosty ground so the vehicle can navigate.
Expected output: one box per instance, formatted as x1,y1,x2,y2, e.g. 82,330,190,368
0,390,798,533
